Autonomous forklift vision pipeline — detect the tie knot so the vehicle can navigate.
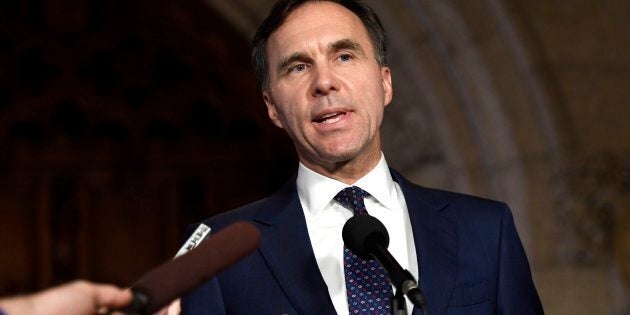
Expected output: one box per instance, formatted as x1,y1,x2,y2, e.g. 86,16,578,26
334,186,370,215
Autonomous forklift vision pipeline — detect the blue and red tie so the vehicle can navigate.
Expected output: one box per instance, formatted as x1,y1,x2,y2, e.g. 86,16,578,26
334,186,392,314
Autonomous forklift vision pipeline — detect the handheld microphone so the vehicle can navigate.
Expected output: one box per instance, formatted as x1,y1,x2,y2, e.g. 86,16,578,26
342,215,427,314
174,223,212,258
122,221,260,314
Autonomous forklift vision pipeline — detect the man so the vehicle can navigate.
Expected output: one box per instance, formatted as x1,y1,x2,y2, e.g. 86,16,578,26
182,0,544,314
0,280,132,315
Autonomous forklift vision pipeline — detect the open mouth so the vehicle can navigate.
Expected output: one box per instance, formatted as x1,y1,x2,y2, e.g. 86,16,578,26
313,111,346,124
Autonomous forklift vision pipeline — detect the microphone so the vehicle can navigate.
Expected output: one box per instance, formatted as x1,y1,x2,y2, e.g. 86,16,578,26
174,223,212,258
342,215,427,314
122,221,260,314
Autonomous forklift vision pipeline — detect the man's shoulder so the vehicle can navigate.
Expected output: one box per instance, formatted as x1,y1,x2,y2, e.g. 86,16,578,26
180,198,265,240
417,185,507,208
204,197,270,226
401,180,513,240
187,175,298,235
393,169,509,218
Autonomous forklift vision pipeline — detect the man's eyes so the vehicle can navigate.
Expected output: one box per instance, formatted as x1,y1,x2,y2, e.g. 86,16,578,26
288,63,308,73
285,53,354,74
339,53,353,62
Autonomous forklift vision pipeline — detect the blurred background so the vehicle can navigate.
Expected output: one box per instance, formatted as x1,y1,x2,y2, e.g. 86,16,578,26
0,0,627,314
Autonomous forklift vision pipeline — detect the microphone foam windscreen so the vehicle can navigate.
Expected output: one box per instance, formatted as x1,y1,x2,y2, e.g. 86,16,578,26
131,221,260,314
342,215,389,258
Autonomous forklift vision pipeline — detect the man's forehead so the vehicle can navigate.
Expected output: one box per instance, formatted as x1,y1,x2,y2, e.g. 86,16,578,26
280,1,362,30
266,1,371,57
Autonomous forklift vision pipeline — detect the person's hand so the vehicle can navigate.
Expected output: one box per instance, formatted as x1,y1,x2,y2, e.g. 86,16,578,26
0,280,132,315
153,298,180,315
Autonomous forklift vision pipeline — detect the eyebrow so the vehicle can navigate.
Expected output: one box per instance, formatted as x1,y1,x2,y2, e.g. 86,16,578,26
330,39,365,57
277,52,313,73
276,39,366,73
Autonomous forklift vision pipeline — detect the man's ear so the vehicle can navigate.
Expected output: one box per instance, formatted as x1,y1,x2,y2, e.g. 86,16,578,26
263,91,284,128
381,66,393,107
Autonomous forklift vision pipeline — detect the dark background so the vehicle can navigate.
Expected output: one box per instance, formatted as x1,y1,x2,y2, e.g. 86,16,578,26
0,0,295,293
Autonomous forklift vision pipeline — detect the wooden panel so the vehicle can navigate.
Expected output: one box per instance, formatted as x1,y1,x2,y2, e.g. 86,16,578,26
0,0,296,295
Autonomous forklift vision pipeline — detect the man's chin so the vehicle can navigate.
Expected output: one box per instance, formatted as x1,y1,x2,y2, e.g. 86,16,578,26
317,148,358,162
310,151,364,170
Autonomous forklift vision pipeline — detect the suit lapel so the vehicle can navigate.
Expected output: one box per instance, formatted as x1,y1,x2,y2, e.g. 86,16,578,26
248,171,457,314
253,178,336,315
392,170,458,315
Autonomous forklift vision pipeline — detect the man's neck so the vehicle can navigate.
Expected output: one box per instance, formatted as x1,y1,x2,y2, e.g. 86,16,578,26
300,151,383,185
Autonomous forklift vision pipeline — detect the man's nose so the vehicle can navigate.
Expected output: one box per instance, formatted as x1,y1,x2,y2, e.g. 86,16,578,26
311,64,339,96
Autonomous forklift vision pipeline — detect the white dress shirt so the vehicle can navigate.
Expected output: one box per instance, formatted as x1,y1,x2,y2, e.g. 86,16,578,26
296,153,418,314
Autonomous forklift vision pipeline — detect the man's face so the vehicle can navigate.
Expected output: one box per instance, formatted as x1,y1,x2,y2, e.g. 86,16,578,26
263,1,393,175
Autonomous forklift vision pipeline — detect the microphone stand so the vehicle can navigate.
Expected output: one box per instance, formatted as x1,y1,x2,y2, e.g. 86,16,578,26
391,289,407,315
371,244,427,315
389,286,427,315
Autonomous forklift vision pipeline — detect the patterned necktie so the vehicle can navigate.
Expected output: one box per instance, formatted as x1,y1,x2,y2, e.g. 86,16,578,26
334,186,392,314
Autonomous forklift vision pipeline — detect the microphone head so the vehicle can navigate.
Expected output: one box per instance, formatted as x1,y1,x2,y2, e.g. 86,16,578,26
342,215,389,259
127,221,260,314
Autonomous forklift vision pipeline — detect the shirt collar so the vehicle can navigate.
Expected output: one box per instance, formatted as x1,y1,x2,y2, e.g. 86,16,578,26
296,153,399,216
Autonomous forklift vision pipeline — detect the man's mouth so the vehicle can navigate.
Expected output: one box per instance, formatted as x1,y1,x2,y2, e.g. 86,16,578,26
313,111,346,124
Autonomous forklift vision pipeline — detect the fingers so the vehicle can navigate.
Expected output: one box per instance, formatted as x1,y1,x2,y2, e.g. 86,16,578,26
89,283,133,309
166,299,181,315
63,280,132,314
151,299,181,315
0,280,133,315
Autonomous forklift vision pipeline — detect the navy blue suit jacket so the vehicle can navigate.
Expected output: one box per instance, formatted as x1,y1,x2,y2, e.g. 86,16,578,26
182,169,544,314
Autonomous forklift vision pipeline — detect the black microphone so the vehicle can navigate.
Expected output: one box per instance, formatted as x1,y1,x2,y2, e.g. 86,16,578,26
121,221,261,314
342,215,427,314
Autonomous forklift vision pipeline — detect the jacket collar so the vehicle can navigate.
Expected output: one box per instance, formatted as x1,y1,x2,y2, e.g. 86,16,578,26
251,170,458,315
391,170,458,315
253,176,337,314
